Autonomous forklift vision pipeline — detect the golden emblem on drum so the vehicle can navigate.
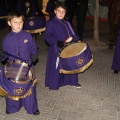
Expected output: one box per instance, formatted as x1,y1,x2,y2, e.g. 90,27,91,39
76,58,84,66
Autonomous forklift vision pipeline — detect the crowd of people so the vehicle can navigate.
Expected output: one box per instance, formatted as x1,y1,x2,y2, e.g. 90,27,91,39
0,0,120,116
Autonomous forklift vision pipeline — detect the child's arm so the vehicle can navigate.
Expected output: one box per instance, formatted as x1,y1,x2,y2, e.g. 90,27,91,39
30,35,38,65
44,20,57,46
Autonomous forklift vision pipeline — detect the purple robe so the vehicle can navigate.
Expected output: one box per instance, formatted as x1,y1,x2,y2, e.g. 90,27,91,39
3,30,37,61
0,30,38,114
44,17,80,90
111,27,120,70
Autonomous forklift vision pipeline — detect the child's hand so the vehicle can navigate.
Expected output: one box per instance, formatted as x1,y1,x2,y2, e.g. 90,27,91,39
64,37,72,43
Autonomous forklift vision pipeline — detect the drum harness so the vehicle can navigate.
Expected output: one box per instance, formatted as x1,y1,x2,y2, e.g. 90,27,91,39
56,20,80,69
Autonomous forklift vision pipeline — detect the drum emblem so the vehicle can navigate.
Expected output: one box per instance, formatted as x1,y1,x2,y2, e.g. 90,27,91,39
14,87,25,95
29,21,34,26
76,58,84,66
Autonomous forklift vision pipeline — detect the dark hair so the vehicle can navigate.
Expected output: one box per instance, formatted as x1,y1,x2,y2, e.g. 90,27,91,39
54,1,67,10
7,11,24,21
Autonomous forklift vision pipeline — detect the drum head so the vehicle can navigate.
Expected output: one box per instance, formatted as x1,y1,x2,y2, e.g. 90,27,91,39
60,42,86,58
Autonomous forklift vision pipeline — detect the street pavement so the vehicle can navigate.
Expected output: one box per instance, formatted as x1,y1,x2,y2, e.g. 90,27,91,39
0,18,120,120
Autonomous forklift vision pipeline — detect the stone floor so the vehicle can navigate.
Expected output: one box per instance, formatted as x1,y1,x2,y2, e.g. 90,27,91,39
0,18,120,120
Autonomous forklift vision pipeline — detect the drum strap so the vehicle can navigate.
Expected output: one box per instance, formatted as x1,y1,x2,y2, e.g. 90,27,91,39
66,21,75,36
66,21,78,41
56,57,59,69
4,51,29,63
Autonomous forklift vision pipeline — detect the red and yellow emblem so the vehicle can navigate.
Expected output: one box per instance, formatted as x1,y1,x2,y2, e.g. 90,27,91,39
76,58,84,66
14,87,25,95
29,21,34,26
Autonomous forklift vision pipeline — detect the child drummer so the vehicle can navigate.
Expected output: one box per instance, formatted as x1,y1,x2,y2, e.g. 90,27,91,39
44,2,82,90
0,11,39,115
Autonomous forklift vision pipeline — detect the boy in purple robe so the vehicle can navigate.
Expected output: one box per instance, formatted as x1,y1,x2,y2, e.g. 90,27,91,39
0,11,40,115
44,2,81,90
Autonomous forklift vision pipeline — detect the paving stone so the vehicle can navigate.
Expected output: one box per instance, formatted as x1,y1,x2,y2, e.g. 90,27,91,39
57,110,68,120
41,113,57,119
101,115,117,120
1,18,120,120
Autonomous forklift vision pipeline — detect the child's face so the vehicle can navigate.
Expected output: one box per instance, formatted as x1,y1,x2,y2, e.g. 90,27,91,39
8,16,24,33
54,7,66,20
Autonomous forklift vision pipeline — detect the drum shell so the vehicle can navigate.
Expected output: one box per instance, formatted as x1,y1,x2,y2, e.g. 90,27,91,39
23,16,46,30
4,60,35,84
59,43,93,74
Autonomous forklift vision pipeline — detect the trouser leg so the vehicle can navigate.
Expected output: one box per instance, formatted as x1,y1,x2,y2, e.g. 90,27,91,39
76,0,88,39
6,97,22,113
109,23,119,46
24,85,38,114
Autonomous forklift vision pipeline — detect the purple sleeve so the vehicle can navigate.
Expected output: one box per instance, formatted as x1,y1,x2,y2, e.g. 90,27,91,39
44,20,57,46
30,36,38,55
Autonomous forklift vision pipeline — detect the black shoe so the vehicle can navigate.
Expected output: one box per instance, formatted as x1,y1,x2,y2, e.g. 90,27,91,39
76,83,81,88
33,110,40,115
114,70,119,74
6,111,11,114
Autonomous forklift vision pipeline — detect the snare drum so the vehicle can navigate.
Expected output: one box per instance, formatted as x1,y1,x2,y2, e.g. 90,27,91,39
4,60,35,84
59,42,93,74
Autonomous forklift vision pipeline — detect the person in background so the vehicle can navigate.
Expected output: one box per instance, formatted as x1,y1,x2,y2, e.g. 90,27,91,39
0,11,39,115
0,0,9,29
46,0,58,19
107,0,120,49
100,0,120,49
65,0,88,40
15,0,44,18
14,0,46,40
111,24,120,74
44,2,81,90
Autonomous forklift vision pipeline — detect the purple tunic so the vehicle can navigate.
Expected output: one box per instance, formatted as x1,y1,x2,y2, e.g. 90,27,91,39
3,30,37,61
111,27,120,70
44,17,80,90
0,30,38,114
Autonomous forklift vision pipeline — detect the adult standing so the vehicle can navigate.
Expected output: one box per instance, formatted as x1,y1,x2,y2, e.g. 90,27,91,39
14,0,46,39
65,0,89,40
100,0,120,49
107,0,120,49
15,0,44,18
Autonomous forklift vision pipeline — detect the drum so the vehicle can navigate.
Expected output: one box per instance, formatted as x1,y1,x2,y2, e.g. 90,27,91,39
23,16,46,33
59,42,93,74
4,60,35,84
